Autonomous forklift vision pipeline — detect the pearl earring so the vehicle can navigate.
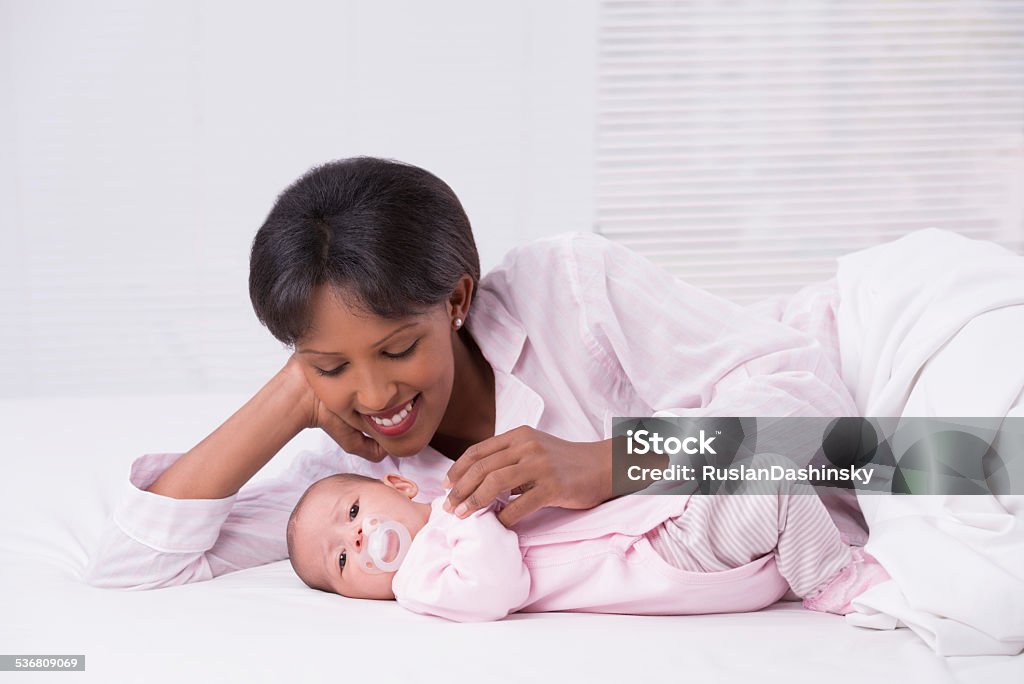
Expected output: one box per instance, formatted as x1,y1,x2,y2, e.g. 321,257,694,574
454,318,463,329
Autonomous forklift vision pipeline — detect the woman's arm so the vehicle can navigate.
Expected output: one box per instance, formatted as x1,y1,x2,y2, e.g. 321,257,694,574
85,356,391,588
145,359,313,500
85,360,316,588
147,354,389,499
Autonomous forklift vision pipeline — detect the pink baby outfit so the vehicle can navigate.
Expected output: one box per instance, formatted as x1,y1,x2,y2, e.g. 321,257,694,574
394,459,887,623
85,233,861,590
393,494,791,622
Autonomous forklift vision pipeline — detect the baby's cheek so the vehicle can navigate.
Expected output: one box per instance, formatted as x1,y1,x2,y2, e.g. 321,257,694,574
374,573,397,600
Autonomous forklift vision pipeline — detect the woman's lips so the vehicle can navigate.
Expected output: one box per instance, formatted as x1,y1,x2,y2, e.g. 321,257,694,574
364,394,420,437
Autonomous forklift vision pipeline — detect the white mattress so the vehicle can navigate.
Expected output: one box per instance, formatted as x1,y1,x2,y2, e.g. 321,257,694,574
1,394,1021,683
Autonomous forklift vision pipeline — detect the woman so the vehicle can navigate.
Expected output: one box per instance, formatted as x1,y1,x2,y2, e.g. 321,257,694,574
85,157,857,589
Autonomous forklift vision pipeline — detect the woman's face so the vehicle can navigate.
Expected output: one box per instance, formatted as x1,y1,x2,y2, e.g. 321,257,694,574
294,284,464,458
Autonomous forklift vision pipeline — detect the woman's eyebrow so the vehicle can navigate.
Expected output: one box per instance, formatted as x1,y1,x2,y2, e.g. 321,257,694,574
300,322,420,355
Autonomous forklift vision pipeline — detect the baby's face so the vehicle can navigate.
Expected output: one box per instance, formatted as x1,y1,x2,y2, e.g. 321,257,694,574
290,475,430,599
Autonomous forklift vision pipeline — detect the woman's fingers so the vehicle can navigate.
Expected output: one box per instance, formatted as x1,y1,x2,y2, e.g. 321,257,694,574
444,430,611,524
496,487,548,527
444,450,522,516
443,429,521,488
347,432,389,462
319,403,389,462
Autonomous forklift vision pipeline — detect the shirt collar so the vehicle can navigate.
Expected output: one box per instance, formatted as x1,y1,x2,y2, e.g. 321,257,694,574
464,282,544,433
463,283,527,374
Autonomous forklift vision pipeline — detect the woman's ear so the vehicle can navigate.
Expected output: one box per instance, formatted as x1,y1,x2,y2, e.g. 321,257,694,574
382,473,419,500
447,274,475,321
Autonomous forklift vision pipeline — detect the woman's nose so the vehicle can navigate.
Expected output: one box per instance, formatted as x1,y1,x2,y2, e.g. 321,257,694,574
355,369,399,413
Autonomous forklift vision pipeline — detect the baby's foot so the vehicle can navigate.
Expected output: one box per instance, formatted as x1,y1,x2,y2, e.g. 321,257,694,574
802,547,891,615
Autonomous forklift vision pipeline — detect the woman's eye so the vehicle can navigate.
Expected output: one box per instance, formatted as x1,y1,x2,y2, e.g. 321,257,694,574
316,363,347,377
316,340,416,375
339,551,347,572
384,340,419,359
349,502,359,520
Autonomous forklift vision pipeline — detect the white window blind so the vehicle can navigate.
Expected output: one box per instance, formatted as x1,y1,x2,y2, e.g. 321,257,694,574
595,0,1024,305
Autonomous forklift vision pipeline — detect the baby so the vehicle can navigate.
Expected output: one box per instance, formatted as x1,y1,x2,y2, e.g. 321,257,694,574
286,463,889,622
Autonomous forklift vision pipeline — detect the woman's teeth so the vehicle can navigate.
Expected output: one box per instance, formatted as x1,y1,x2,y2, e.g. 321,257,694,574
369,397,415,427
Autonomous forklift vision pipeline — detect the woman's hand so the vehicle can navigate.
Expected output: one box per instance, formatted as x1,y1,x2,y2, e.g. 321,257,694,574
283,354,390,463
441,426,613,527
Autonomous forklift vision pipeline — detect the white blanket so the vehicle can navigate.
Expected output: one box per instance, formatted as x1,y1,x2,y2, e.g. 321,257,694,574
834,228,1024,656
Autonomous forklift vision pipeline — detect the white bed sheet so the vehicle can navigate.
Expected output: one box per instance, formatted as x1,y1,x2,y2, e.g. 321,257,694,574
1,394,1021,683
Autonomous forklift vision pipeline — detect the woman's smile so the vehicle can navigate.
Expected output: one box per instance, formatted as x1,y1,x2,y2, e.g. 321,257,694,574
362,393,422,437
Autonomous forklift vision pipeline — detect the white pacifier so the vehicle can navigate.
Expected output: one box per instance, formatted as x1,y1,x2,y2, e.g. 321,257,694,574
355,516,412,574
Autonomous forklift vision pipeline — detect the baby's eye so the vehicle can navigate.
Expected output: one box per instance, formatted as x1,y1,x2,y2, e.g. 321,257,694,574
339,551,347,572
349,502,359,520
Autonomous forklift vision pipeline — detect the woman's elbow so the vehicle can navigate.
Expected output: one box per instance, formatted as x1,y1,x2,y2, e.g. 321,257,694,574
81,551,212,590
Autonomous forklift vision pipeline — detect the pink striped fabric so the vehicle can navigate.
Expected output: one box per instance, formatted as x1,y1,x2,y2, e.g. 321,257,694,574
646,455,852,597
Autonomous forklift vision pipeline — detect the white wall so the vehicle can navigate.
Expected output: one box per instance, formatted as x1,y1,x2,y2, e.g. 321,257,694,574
0,0,599,398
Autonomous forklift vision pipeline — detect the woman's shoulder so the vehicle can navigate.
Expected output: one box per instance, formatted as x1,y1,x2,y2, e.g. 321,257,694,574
486,231,631,295
499,231,621,266
475,232,651,349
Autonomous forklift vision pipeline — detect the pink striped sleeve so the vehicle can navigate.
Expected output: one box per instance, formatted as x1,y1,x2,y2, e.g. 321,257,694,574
84,452,309,589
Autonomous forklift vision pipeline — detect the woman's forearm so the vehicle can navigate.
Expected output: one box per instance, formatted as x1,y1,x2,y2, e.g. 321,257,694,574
145,365,312,500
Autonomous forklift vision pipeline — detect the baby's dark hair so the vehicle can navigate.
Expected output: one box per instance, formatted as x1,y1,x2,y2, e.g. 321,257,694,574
286,472,380,591
249,157,481,346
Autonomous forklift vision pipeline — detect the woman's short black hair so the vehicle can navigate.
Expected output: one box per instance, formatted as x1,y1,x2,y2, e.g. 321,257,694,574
249,157,480,346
